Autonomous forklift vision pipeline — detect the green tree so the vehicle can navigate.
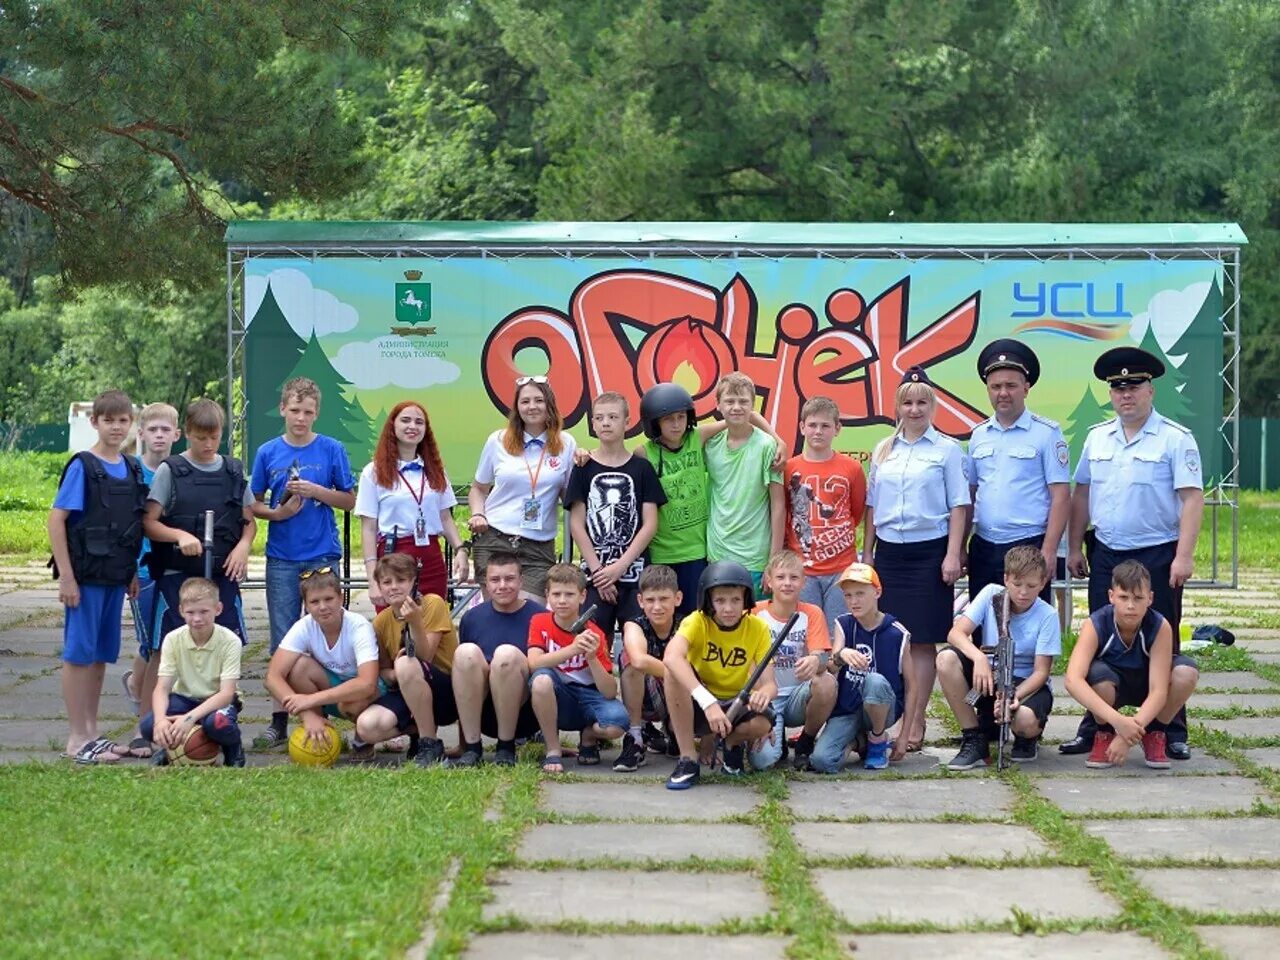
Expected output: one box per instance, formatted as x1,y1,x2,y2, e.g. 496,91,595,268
243,283,306,457
1064,383,1112,472
286,333,370,448
1137,323,1192,427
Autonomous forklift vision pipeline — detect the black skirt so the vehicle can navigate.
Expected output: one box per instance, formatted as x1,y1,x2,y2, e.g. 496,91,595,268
874,536,951,645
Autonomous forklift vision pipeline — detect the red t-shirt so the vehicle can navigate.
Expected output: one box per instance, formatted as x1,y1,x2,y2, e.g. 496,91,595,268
783,453,867,575
527,611,612,686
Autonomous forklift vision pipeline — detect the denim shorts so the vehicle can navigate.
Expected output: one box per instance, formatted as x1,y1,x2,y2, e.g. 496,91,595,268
530,666,629,732
266,555,340,653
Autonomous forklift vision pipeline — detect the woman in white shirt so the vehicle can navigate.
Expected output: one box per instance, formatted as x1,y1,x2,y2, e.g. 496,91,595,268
467,376,577,597
356,402,469,608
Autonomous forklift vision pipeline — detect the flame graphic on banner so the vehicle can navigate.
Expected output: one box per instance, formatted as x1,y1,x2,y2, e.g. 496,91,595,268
637,316,726,399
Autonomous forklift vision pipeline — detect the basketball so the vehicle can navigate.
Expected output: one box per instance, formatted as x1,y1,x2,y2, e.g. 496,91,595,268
168,726,220,766
288,723,341,767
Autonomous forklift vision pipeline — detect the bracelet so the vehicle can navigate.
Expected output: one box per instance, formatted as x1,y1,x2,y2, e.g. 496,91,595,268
471,513,486,521
691,685,718,710
455,543,469,552
363,558,377,566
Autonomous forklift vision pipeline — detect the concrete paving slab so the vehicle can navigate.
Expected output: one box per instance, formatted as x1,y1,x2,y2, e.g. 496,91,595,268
814,866,1119,925
1024,749,1235,777
788,777,1017,821
1083,817,1280,862
1197,672,1279,691
1200,717,1280,739
0,749,62,764
1251,653,1280,666
519,823,765,863
465,934,789,960
0,718,60,749
0,626,64,655
844,932,1168,959
1040,713,1089,743
1229,627,1280,640
1194,925,1279,959
1134,868,1280,914
1034,776,1268,815
1241,747,1280,770
794,821,1047,861
483,869,770,925
1189,693,1280,711
539,780,760,821
793,746,986,777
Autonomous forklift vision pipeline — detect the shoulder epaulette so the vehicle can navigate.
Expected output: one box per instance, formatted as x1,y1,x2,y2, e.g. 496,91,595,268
1088,417,1117,431
1029,412,1061,430
1162,418,1192,435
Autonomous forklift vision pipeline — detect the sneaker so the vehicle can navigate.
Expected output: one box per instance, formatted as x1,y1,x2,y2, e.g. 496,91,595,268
414,737,446,767
864,739,890,770
641,722,669,755
349,739,375,763
1142,730,1171,769
1085,731,1116,768
613,734,647,772
791,733,814,771
252,725,288,751
722,743,745,776
150,748,170,767
947,730,990,771
666,757,701,790
445,748,483,769
493,744,518,767
1010,736,1039,763
406,735,421,760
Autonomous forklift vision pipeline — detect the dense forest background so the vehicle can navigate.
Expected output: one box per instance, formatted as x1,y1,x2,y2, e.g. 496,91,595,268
2,0,1277,423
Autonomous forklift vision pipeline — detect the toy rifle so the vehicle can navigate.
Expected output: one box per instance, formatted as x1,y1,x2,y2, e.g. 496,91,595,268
993,587,1015,771
568,604,599,636
725,612,799,723
202,509,214,580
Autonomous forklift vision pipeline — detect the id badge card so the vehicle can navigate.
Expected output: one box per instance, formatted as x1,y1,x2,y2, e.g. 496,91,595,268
413,514,429,546
521,497,540,528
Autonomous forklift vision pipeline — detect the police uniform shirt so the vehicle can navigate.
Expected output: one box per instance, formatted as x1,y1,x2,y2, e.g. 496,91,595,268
966,409,1070,544
867,426,970,543
1074,410,1202,550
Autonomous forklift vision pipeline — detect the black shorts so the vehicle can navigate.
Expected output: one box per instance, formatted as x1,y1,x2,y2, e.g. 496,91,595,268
1086,655,1198,709
375,662,460,731
692,698,775,737
480,696,540,740
940,646,1053,733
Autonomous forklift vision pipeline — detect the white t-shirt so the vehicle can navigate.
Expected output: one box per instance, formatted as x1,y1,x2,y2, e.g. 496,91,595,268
279,610,379,679
354,458,457,538
474,430,577,541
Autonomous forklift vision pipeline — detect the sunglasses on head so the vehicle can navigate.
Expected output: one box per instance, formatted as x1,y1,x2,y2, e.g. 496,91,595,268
515,375,548,386
299,566,334,580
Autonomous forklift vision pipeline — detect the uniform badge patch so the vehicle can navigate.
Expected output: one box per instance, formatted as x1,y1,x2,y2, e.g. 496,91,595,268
1056,441,1069,466
1185,450,1200,474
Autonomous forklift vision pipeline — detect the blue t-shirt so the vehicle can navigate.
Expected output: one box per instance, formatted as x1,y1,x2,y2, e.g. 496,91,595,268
250,434,354,561
959,583,1062,679
53,455,131,519
458,599,545,662
137,460,157,579
832,612,909,717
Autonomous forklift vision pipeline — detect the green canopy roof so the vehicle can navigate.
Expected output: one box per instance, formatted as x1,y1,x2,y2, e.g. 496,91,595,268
225,221,1246,248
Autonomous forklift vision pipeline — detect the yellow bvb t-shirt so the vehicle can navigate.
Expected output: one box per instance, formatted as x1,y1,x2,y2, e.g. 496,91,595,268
677,610,772,700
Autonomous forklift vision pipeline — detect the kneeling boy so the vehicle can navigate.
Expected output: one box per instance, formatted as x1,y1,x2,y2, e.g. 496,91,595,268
359,553,459,766
529,564,629,773
265,568,381,754
1065,560,1198,769
809,563,910,773
939,546,1060,769
144,577,244,767
615,564,682,771
663,561,776,789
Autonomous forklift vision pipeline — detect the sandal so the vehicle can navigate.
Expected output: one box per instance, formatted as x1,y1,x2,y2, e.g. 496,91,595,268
576,743,601,766
541,754,565,774
73,738,123,765
120,671,140,712
906,721,927,753
125,737,154,759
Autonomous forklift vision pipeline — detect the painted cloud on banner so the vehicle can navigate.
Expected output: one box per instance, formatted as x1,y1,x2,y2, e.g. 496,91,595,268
245,268,359,338
1127,281,1212,369
332,337,461,389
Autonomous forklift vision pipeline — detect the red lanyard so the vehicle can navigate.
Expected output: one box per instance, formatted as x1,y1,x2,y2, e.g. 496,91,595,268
398,466,427,511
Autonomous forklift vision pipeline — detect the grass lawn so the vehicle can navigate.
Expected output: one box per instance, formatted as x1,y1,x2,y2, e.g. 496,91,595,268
0,764,513,960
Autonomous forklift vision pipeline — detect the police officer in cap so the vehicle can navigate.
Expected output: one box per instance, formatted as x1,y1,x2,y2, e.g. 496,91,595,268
1060,345,1203,759
965,339,1070,604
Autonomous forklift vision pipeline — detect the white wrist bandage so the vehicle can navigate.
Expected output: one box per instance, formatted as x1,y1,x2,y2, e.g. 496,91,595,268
692,685,717,710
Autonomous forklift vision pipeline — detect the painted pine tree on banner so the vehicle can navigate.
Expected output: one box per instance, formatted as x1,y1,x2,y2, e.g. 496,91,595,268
286,333,371,449
1161,279,1224,481
1064,383,1111,472
244,282,306,457
1137,323,1193,427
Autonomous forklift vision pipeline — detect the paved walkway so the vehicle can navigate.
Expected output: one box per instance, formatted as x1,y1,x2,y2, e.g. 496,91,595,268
2,561,1279,958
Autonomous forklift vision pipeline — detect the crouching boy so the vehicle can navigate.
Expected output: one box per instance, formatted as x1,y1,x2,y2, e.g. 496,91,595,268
663,561,776,790
614,564,682,772
809,563,910,772
939,546,1060,769
1065,560,1198,769
144,577,244,766
265,568,382,756
358,553,459,766
528,563,629,773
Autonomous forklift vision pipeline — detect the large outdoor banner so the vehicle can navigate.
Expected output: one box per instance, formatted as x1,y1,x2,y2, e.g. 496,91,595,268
242,255,1225,483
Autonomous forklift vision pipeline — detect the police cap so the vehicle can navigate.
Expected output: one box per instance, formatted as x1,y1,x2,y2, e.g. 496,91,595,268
1093,346,1165,388
977,338,1040,386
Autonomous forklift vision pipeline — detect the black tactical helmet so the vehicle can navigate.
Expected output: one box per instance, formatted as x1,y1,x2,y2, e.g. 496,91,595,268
698,560,755,614
639,383,696,440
